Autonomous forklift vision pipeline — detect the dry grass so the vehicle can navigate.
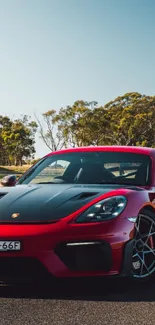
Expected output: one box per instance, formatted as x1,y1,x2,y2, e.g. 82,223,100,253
0,165,31,172
0,165,31,180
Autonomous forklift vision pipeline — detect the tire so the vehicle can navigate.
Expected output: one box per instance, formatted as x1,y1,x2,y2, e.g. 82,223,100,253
131,207,155,282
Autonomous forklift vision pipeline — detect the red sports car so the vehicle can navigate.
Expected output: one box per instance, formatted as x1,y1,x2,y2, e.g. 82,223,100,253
0,146,155,283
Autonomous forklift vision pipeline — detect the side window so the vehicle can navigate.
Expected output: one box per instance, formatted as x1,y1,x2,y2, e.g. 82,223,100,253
104,162,140,179
29,160,70,184
49,160,70,178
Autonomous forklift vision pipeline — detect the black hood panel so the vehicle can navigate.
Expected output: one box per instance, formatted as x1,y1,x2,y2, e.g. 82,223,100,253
0,183,138,223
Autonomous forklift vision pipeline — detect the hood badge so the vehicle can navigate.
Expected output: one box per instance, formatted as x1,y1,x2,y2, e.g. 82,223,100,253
11,213,20,219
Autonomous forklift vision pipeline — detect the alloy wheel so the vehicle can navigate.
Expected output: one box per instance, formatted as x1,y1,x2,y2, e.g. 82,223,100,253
132,213,155,278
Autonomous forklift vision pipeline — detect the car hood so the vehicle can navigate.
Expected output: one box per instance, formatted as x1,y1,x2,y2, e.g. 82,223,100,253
0,183,140,223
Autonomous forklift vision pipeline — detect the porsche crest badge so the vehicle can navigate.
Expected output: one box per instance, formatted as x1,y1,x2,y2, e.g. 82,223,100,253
11,213,20,219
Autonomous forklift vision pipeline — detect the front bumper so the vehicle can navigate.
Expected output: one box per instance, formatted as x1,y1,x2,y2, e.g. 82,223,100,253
0,217,135,281
0,239,135,282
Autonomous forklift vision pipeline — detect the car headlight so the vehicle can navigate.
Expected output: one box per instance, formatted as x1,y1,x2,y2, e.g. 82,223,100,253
76,196,127,223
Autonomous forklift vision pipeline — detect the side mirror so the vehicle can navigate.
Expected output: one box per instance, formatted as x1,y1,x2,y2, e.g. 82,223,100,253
1,175,17,187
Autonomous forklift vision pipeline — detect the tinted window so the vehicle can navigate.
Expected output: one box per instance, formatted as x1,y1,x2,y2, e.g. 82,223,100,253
18,151,151,186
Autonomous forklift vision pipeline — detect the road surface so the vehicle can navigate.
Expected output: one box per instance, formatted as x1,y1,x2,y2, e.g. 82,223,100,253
0,277,155,325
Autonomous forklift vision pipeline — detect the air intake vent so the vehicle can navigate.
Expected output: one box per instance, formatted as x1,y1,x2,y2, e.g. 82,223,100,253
0,193,7,199
71,192,98,201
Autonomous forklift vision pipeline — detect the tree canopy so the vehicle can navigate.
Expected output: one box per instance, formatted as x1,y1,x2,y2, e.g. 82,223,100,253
1,92,155,166
38,92,155,150
0,115,37,165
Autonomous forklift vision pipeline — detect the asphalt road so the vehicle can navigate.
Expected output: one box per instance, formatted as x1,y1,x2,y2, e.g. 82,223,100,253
0,277,155,325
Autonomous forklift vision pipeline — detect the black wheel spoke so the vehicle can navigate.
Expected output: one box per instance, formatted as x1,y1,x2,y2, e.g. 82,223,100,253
135,215,141,237
144,243,155,256
140,223,154,243
132,213,155,279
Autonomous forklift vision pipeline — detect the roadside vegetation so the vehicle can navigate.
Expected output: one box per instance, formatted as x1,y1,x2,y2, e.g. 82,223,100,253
0,165,31,181
0,92,155,178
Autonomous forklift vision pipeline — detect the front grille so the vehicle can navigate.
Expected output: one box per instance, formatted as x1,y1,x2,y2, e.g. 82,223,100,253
0,257,48,279
55,241,113,272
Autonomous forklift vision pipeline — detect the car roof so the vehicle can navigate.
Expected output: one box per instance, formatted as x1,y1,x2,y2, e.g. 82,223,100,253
46,146,155,157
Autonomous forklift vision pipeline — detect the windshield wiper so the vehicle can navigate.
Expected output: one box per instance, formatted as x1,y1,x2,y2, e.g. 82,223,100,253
37,182,56,184
96,180,138,186
95,180,128,185
37,180,67,184
96,180,119,184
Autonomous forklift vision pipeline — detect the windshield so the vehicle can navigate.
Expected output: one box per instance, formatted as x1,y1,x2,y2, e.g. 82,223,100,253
17,151,152,186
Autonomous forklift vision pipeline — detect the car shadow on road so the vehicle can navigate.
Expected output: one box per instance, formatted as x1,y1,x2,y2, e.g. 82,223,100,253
0,277,154,302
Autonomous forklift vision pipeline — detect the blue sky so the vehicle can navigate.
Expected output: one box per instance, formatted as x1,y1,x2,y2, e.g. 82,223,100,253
0,0,155,157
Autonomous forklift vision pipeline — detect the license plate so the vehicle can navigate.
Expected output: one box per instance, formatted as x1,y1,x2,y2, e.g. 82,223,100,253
0,241,21,251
